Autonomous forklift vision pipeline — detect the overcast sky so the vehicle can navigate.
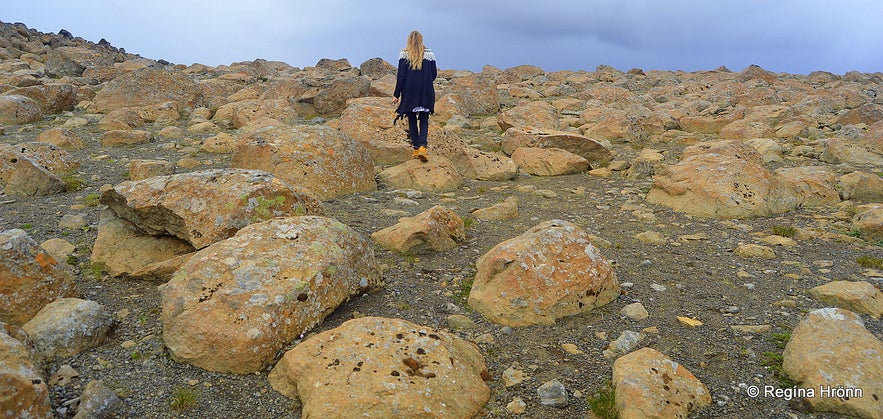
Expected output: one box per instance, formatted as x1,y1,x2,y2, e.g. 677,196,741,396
4,1,882,75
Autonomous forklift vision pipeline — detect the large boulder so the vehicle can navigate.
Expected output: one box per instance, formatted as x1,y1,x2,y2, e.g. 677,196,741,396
839,171,883,202
268,316,490,418
613,347,712,419
501,128,613,167
160,216,381,374
511,147,590,176
782,308,883,419
371,205,465,253
437,75,500,116
232,124,376,200
646,140,801,218
774,166,841,207
93,67,203,112
45,46,115,77
809,281,883,319
90,209,195,278
100,169,324,249
0,94,42,125
497,100,561,131
820,137,883,166
0,144,67,196
0,229,78,326
377,157,464,193
5,84,77,114
22,298,115,361
852,204,883,243
313,75,371,117
468,220,620,326
0,331,52,418
333,97,412,165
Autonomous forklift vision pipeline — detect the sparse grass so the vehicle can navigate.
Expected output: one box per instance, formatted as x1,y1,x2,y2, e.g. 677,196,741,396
83,193,101,207
90,263,106,280
771,225,797,238
761,331,795,388
456,276,474,306
66,255,79,266
402,251,418,264
587,380,619,419
462,216,476,230
130,351,143,360
22,223,33,229
396,302,410,311
856,255,883,270
170,386,199,411
62,173,86,191
847,230,862,238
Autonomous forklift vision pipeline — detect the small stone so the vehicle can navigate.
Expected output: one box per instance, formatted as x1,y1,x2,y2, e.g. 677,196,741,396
620,302,649,320
677,316,703,327
731,325,772,333
502,366,528,387
537,379,568,407
120,340,136,349
73,380,121,419
58,214,87,229
603,330,646,359
49,365,78,387
561,343,584,355
446,315,476,331
506,397,526,414
635,230,666,245
650,283,667,292
734,243,776,259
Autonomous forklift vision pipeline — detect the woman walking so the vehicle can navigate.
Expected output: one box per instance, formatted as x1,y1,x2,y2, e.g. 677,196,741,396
393,30,437,161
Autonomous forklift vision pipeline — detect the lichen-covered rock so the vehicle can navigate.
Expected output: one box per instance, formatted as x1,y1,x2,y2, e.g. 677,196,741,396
0,331,52,418
511,147,590,176
268,316,490,418
613,347,712,418
0,229,77,325
783,308,883,419
160,216,381,373
93,67,203,112
377,157,464,193
0,94,42,125
232,124,376,200
468,220,620,326
100,169,324,249
22,298,115,361
90,209,195,278
646,140,801,218
501,128,613,167
5,83,77,114
371,205,465,253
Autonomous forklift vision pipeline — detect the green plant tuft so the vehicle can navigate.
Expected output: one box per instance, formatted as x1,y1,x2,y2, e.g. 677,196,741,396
62,173,86,192
761,331,795,387
170,386,199,411
462,216,476,230
84,193,101,207
89,263,106,280
856,255,883,269
587,380,619,419
771,225,796,238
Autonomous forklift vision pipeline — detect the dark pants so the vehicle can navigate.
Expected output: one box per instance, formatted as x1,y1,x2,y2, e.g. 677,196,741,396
407,112,429,149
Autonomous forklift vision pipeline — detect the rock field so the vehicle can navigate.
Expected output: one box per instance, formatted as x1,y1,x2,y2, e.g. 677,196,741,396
1,20,882,419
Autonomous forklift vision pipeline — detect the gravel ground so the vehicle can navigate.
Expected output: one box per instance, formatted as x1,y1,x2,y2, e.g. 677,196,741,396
2,111,882,418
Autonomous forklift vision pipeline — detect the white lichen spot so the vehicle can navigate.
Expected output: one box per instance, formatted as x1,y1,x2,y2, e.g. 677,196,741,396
246,328,263,339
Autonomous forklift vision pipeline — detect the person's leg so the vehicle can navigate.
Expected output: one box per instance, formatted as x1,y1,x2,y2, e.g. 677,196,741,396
406,112,419,149
417,112,429,148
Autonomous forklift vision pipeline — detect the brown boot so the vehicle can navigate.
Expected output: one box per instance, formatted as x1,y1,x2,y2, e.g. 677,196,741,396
415,146,428,162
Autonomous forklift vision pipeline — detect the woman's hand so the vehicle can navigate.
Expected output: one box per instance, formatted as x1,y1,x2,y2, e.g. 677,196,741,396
392,97,399,104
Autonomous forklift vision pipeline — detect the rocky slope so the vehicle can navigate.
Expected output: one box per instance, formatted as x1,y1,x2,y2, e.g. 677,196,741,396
1,20,882,418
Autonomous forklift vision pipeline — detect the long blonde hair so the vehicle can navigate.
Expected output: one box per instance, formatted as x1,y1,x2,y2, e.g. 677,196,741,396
404,31,425,70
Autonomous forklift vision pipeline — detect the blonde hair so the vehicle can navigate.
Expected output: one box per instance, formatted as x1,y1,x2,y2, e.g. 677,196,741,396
405,31,425,70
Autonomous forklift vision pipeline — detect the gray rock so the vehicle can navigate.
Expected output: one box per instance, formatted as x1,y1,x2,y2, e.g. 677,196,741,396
73,380,121,419
22,298,114,361
537,379,568,407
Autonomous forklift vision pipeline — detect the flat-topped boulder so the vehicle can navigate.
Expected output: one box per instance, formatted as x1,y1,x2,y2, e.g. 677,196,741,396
100,169,324,249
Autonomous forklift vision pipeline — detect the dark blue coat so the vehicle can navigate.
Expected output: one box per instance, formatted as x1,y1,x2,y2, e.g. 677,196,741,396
394,49,437,115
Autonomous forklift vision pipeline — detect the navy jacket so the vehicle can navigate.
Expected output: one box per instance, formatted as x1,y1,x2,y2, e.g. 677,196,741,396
394,49,437,115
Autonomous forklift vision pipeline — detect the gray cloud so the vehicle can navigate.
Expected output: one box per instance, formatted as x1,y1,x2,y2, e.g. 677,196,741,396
4,0,881,74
